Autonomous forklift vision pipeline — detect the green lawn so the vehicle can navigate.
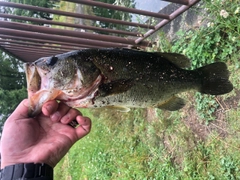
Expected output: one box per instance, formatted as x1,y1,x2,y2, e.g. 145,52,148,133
54,1,240,179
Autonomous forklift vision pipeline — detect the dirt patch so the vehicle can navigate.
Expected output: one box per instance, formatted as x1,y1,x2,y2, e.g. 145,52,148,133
146,90,240,141
181,91,240,140
183,91,240,140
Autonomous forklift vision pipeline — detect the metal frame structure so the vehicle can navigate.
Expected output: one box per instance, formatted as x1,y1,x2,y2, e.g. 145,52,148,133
0,0,200,62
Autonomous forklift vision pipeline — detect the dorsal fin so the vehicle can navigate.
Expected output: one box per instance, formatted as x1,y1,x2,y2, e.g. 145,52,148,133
154,52,191,68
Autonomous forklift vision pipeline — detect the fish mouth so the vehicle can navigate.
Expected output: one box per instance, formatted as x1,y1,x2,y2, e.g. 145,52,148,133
24,62,103,116
24,63,42,96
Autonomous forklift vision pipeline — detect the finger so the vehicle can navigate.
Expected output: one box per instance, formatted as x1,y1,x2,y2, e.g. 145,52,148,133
74,116,92,139
50,102,71,122
7,99,30,122
42,100,59,116
60,108,82,125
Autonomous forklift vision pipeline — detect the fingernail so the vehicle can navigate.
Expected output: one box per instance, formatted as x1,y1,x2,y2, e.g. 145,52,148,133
51,111,61,122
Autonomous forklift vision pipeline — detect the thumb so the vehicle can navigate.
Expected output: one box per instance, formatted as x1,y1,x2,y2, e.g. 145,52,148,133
7,99,31,122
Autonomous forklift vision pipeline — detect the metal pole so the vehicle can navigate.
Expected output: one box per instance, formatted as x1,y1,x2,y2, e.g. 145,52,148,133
0,34,102,49
0,28,129,48
0,13,141,37
135,0,200,44
162,0,189,5
64,0,170,19
0,21,151,47
0,39,76,51
0,1,155,29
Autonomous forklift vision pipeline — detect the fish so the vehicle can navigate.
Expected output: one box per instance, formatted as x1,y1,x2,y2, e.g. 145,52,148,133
24,48,233,116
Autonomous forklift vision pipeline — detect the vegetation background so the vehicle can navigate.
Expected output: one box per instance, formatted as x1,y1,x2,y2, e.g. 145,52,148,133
0,0,239,179
55,1,240,179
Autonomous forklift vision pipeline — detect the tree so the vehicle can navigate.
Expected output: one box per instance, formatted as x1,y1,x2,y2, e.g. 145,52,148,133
0,87,27,129
5,0,60,23
92,0,136,36
0,50,27,129
0,51,26,90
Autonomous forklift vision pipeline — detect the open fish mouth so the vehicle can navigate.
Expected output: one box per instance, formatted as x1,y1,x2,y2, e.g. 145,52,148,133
24,62,103,117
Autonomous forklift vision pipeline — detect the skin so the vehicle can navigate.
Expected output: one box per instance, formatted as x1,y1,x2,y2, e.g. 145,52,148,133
0,99,91,169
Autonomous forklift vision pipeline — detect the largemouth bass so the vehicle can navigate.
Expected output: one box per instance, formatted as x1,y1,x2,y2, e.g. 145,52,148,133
24,48,233,116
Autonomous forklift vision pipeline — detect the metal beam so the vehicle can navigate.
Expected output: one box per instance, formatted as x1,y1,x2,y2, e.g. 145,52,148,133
0,13,141,37
0,39,76,51
0,43,65,54
0,34,102,49
0,28,131,48
135,0,200,44
0,48,60,62
0,21,151,47
0,45,26,61
163,0,189,5
0,1,155,29
64,0,170,19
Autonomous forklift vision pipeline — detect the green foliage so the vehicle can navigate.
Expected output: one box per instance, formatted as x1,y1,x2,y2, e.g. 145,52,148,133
0,50,27,128
55,106,240,179
92,0,136,36
5,0,59,23
220,156,240,180
195,93,219,124
55,109,182,179
0,87,27,126
0,50,26,90
170,0,240,122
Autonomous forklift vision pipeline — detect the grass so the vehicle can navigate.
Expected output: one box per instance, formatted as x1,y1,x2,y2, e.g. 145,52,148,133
54,85,240,179
55,98,240,179
54,0,240,179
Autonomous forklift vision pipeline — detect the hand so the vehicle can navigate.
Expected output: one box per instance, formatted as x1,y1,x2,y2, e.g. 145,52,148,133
0,99,91,168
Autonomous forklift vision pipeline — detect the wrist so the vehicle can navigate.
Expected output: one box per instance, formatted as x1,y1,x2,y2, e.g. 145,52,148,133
0,163,53,180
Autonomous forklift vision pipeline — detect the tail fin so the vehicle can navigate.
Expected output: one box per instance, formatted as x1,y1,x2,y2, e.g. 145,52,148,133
197,62,233,95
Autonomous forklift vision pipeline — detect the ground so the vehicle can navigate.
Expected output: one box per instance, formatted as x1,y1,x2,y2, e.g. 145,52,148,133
147,90,240,141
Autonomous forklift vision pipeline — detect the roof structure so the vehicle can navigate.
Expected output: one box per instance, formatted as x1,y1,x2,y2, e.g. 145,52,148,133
0,0,200,62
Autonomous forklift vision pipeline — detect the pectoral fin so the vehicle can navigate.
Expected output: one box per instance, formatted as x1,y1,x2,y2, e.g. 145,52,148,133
98,79,133,97
155,96,185,111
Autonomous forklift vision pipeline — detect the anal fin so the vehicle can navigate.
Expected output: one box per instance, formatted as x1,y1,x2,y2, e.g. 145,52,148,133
105,106,130,112
155,96,185,111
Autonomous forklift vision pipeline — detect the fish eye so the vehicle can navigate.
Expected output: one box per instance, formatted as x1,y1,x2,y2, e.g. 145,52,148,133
46,56,58,66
